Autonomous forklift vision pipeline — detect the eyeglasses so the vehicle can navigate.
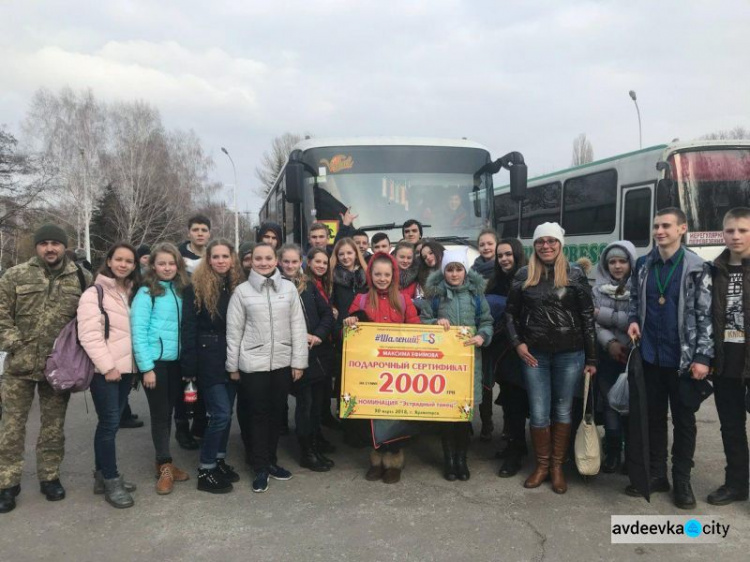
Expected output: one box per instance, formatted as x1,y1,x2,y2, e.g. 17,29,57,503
534,238,560,248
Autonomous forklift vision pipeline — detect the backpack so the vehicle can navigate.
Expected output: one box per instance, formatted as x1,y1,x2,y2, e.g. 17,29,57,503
45,284,109,393
431,294,482,328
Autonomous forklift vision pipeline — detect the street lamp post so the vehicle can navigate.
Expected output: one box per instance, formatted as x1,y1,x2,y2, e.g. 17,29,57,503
221,147,240,250
628,90,642,149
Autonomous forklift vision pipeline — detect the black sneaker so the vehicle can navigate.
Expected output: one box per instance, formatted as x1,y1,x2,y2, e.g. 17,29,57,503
216,459,240,483
197,468,233,494
707,485,749,506
119,416,144,429
268,464,293,481
625,477,670,497
252,471,269,493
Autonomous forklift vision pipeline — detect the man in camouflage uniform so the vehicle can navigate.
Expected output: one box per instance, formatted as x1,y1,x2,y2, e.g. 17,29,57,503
0,225,91,513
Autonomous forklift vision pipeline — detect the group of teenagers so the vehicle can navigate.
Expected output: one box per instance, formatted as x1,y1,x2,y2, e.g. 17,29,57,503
1,204,750,515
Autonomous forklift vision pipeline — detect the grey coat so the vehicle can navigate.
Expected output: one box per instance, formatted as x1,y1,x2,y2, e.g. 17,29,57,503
226,268,308,373
628,246,714,371
593,241,637,349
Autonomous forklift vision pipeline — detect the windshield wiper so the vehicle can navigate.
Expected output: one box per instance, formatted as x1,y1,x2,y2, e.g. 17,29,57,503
429,235,477,248
357,223,433,232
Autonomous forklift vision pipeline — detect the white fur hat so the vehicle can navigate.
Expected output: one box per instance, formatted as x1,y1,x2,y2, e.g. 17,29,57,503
532,222,565,247
441,247,470,274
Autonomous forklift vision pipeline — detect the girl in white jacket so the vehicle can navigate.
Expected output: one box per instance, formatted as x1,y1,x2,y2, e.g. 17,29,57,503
226,243,308,493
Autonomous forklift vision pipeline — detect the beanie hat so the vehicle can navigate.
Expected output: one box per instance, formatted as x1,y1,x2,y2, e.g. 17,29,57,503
34,224,68,247
441,247,471,274
605,246,628,262
136,244,151,260
532,222,565,247
238,241,254,259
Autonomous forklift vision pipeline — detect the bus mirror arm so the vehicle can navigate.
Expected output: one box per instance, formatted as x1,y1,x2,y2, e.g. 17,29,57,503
491,152,528,202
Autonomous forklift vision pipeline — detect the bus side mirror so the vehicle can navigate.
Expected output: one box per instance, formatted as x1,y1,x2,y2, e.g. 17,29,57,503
472,184,481,217
510,163,528,201
285,162,304,203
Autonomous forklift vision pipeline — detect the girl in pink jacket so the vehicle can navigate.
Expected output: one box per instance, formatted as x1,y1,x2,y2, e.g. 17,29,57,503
77,242,141,509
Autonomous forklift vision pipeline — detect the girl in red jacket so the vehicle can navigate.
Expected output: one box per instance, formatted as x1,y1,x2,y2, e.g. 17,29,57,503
343,252,420,483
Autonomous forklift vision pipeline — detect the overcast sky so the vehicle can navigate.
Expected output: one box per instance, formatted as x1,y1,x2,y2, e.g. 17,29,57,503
1,0,748,215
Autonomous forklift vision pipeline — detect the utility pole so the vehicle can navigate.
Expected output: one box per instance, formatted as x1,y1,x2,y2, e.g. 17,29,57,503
221,147,240,249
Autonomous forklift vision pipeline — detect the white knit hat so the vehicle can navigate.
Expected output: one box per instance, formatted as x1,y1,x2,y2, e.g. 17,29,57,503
441,247,470,274
532,222,565,247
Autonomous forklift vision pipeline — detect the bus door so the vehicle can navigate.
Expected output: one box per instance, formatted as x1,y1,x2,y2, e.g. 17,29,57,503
620,184,654,251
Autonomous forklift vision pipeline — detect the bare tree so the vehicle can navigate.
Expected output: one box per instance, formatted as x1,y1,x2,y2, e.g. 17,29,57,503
701,126,750,140
571,133,594,165
0,126,54,228
254,132,308,196
22,87,107,255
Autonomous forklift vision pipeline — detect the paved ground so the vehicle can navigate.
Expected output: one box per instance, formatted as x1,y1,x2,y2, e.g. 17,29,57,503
0,388,748,562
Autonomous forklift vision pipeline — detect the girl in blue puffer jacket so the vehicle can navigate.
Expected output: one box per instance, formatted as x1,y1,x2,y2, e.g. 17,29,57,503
131,242,191,495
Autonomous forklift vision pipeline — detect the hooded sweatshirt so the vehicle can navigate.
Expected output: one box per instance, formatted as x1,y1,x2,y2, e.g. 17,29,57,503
256,221,283,245
593,240,637,349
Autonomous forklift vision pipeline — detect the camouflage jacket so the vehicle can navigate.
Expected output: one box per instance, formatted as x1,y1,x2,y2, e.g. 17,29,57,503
628,246,713,372
0,256,91,381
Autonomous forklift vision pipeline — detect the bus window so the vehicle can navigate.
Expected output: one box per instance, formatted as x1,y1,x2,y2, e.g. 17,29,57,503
562,169,617,235
268,191,277,222
495,193,518,238
520,182,561,238
623,188,652,247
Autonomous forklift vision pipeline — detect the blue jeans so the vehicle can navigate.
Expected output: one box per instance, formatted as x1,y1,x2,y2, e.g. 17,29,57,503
522,349,584,427
90,373,133,479
199,381,237,468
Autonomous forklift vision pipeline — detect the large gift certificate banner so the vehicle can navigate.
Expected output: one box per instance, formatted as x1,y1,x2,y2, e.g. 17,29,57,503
340,323,475,422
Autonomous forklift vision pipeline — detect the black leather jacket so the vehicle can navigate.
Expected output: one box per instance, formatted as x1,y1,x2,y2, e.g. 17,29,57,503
505,264,597,365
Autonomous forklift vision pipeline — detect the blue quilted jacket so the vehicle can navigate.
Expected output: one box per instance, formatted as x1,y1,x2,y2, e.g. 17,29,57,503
131,281,183,372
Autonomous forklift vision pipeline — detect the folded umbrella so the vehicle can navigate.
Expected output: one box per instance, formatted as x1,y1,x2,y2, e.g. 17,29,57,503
626,344,650,502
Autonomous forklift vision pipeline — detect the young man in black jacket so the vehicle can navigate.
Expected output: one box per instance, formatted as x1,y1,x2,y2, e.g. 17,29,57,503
708,207,750,506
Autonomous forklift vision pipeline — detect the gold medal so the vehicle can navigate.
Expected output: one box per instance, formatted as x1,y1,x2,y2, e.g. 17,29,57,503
658,295,666,306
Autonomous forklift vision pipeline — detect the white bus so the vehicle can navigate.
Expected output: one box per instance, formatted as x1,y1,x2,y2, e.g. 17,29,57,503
258,137,526,253
493,140,750,265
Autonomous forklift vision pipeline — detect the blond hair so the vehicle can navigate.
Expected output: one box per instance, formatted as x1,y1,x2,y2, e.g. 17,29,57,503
524,251,569,289
144,242,190,297
191,239,243,319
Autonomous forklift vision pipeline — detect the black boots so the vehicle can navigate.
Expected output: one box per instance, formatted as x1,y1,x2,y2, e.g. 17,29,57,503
441,435,457,481
299,437,330,472
673,479,696,510
175,420,199,450
0,485,20,513
216,459,240,483
498,440,526,478
197,468,233,494
602,431,622,474
40,479,66,501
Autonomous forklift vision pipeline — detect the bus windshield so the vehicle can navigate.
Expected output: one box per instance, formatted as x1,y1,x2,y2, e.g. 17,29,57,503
669,148,750,232
301,145,492,240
